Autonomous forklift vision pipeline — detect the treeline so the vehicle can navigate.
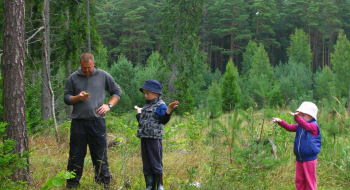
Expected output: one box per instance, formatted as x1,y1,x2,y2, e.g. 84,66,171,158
96,0,350,72
0,0,349,132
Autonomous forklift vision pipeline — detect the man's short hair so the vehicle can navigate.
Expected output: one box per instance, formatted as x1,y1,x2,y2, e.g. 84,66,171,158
80,53,94,63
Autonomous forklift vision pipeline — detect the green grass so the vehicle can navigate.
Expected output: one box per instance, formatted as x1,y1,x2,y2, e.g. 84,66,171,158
29,108,350,189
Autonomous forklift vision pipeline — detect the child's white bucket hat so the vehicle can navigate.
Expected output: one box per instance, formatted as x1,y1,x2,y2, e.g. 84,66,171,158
296,101,318,120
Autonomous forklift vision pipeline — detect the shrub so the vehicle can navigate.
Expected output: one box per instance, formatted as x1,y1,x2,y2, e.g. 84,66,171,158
0,122,30,189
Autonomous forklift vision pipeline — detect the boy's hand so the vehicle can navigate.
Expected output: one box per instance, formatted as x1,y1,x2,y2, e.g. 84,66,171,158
289,111,299,117
166,101,179,114
134,105,142,114
269,117,282,124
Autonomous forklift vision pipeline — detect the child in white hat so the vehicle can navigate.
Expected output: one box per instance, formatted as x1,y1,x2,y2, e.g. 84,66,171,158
270,101,321,190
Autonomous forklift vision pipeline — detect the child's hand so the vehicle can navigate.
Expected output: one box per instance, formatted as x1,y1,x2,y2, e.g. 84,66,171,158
134,105,142,114
269,117,282,124
166,101,179,114
289,111,299,117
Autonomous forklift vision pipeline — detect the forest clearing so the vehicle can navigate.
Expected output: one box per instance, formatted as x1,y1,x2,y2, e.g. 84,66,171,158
3,0,350,189
29,105,350,189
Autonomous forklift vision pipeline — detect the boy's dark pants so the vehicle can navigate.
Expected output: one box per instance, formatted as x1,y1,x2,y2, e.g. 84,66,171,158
141,138,163,175
67,118,111,186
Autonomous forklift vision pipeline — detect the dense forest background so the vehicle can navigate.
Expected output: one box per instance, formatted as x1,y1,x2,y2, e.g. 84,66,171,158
1,0,350,130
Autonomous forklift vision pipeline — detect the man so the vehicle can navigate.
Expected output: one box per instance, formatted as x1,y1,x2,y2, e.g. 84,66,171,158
64,53,122,189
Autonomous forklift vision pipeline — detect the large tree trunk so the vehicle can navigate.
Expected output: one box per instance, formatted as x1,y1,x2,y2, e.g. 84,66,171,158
2,0,30,181
41,0,52,120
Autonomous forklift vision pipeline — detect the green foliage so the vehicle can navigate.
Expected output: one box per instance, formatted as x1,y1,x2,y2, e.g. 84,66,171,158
206,81,222,119
187,48,208,107
314,66,336,101
331,32,350,98
254,80,283,108
137,51,163,83
109,54,138,113
93,45,109,70
203,68,222,90
283,0,308,30
223,109,243,163
221,59,241,112
318,97,349,144
0,77,3,122
26,77,42,131
158,0,205,112
241,40,258,78
250,0,280,51
287,28,312,71
242,43,276,108
41,170,75,190
134,51,165,106
0,122,29,189
28,102,350,189
207,0,252,58
274,61,312,103
174,77,194,115
105,112,140,152
117,6,154,63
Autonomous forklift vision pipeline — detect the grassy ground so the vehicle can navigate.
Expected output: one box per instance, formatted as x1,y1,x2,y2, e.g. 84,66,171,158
28,109,350,189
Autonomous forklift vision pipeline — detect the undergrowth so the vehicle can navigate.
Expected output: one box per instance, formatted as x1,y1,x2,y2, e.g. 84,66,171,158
28,103,350,189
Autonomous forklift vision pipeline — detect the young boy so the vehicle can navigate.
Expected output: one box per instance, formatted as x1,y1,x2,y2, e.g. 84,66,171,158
270,101,321,190
134,79,179,190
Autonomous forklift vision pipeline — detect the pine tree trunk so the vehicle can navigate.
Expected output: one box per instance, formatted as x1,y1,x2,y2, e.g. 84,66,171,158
41,0,52,121
2,0,30,181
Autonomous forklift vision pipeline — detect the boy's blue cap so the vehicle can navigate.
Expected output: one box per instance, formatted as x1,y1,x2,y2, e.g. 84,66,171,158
139,79,163,95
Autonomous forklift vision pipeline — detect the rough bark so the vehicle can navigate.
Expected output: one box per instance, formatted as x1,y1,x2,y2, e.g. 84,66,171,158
2,0,30,181
41,0,52,120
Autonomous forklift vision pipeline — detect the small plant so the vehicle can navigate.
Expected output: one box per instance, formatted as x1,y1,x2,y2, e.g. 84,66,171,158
185,166,199,189
0,122,30,190
223,109,243,163
41,170,75,190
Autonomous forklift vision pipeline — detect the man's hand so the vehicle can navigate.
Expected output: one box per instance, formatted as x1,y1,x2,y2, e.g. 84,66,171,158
134,105,142,114
78,91,89,101
269,117,282,124
96,104,110,115
166,101,179,114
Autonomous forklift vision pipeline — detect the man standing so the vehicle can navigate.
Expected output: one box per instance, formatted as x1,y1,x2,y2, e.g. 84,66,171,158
64,53,122,189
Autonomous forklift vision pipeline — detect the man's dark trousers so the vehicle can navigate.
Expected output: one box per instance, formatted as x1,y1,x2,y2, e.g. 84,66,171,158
67,118,111,186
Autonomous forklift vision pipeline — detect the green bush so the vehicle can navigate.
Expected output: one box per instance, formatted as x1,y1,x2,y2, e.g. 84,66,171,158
274,61,312,103
25,77,42,131
0,122,30,189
